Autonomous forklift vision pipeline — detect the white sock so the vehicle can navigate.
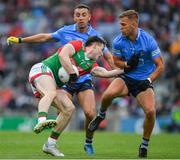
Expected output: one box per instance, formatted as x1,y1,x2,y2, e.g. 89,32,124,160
38,117,46,123
47,137,57,145
141,138,149,149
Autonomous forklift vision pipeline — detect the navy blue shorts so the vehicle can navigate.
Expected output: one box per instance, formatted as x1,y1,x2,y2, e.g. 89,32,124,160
61,80,94,96
119,73,153,97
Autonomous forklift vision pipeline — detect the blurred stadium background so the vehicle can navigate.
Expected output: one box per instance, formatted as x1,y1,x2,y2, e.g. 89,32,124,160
0,0,180,135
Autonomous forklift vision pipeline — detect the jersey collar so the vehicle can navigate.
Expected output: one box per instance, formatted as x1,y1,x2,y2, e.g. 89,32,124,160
136,28,141,40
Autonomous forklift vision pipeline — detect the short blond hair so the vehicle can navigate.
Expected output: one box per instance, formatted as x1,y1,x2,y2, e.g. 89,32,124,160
119,10,138,20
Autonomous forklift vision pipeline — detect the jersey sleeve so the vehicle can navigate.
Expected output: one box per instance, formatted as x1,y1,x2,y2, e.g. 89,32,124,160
51,27,64,42
149,37,161,59
112,39,122,57
68,40,83,52
89,62,99,72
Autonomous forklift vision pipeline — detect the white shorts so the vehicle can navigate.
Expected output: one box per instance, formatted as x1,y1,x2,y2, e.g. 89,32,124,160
29,63,53,98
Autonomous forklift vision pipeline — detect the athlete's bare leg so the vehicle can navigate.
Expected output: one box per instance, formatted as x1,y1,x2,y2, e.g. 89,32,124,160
136,88,156,139
101,78,128,112
35,75,57,114
77,89,96,139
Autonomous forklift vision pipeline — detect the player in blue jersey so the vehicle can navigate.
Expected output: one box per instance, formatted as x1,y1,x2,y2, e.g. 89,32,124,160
88,10,165,158
7,4,116,156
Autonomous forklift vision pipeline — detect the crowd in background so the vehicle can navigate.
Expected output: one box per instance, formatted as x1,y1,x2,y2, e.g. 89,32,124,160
0,0,180,126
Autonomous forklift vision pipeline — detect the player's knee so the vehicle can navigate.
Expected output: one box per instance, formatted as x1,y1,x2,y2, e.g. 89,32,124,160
85,109,96,120
64,103,76,117
102,91,114,101
145,108,156,119
66,105,76,116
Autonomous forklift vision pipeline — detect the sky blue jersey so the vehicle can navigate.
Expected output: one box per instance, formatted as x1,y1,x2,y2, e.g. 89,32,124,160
112,28,161,80
51,23,109,83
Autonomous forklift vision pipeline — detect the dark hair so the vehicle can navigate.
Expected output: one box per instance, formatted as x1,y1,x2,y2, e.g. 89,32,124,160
85,36,106,47
119,10,138,20
74,4,90,11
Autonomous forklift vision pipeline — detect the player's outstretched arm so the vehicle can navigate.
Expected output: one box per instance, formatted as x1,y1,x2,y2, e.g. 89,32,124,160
7,33,55,44
91,67,123,78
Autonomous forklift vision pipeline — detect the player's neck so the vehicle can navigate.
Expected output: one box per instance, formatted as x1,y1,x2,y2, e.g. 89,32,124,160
85,47,93,60
77,26,88,33
129,29,138,42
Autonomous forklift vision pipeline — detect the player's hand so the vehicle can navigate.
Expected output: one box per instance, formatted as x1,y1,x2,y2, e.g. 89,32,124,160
124,54,140,73
127,54,139,68
7,36,22,45
67,73,79,84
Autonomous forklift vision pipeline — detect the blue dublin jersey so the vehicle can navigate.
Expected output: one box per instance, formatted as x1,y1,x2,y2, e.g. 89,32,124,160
51,23,108,83
112,28,161,80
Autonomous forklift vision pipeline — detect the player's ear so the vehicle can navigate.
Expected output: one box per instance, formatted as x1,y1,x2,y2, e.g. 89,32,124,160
93,43,97,49
73,12,77,22
88,14,91,21
73,16,76,22
131,21,136,29
131,20,138,28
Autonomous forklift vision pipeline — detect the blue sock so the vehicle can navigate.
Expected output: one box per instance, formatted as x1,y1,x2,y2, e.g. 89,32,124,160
140,138,149,149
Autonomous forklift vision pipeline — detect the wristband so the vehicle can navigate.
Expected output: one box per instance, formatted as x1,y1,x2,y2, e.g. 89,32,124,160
19,38,22,43
147,78,152,83
124,62,128,68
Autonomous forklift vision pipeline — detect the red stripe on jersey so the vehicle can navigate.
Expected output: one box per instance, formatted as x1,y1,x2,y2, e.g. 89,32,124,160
57,47,63,53
69,40,83,52
90,62,99,72
78,62,99,76
57,40,83,54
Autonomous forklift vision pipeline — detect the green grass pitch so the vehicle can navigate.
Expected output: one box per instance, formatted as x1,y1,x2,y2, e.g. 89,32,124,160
0,131,180,159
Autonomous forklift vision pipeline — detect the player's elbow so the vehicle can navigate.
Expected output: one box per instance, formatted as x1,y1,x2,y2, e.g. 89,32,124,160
158,55,165,74
159,64,165,75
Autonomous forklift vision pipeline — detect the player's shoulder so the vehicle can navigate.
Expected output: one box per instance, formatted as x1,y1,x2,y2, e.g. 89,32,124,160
69,40,83,45
68,40,83,51
61,24,75,31
113,33,124,48
139,28,155,41
88,25,101,35
90,27,99,34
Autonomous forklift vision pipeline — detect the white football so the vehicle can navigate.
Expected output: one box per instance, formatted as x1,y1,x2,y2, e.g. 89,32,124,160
58,65,79,83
